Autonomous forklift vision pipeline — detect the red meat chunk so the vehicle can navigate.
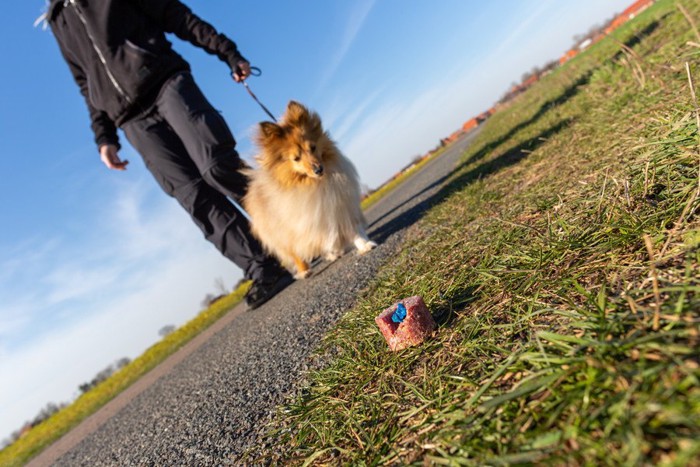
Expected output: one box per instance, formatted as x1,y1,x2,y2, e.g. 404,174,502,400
375,296,436,351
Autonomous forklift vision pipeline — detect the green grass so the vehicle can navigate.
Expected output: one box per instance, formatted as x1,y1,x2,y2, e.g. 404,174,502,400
255,1,700,464
0,284,249,467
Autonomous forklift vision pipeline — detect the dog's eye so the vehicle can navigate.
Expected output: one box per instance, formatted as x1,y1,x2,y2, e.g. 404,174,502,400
293,154,301,162
310,144,317,153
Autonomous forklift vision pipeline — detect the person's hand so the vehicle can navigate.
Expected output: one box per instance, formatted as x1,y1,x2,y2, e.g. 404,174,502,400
232,60,251,82
99,144,129,171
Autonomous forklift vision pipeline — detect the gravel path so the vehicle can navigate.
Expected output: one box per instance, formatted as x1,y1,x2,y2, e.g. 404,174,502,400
31,131,478,466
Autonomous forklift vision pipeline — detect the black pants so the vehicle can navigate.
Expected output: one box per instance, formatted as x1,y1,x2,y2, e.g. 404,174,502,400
122,72,277,282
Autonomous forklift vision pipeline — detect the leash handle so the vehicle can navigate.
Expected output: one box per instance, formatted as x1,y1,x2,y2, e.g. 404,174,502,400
232,66,277,122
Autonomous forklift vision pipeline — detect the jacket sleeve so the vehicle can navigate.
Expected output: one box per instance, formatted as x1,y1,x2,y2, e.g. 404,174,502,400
134,0,246,71
60,49,121,151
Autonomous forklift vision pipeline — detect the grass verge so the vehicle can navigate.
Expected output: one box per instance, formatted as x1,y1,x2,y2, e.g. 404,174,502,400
259,1,700,464
0,284,249,467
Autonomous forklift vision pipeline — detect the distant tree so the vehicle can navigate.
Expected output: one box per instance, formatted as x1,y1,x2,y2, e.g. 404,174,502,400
5,426,25,449
29,401,67,429
572,18,612,49
214,276,228,296
3,400,69,449
572,32,584,44
541,59,559,75
159,325,176,338
201,292,227,308
78,359,128,394
201,293,216,308
94,366,115,383
115,357,131,369
521,65,542,83
1,435,12,450
360,183,371,197
34,402,61,424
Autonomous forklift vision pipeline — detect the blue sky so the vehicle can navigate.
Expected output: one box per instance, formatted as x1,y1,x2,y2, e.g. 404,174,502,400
0,0,635,442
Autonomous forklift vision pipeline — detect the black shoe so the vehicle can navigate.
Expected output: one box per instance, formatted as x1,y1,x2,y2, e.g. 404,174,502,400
245,270,294,310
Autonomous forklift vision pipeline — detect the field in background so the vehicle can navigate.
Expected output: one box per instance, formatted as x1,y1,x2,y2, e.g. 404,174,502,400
258,0,700,464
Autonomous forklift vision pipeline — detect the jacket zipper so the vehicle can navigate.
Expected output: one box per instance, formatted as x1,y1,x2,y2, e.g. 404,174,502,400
68,0,132,104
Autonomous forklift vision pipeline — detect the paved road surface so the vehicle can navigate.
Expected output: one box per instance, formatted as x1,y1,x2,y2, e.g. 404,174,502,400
29,130,479,466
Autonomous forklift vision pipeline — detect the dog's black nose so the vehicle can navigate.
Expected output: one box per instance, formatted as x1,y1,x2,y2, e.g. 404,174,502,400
313,164,324,176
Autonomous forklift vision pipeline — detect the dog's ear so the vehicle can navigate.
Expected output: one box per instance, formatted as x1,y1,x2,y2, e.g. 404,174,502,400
307,111,323,137
286,101,309,125
259,121,283,140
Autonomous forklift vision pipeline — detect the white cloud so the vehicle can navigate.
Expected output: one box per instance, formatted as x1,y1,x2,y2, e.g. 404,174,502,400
0,236,60,284
321,86,386,144
107,179,191,258
0,305,33,345
490,0,556,57
316,0,377,93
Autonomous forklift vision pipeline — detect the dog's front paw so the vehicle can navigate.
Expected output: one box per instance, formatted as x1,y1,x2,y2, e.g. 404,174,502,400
356,240,377,255
294,269,312,279
324,250,343,262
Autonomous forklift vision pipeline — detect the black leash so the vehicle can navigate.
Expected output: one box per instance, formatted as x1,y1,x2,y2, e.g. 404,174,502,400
235,66,278,122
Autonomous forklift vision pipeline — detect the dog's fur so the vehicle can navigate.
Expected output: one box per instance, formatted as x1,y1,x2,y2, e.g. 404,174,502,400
243,101,377,278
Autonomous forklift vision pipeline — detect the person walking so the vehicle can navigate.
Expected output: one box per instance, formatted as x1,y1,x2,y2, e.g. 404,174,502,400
46,0,293,309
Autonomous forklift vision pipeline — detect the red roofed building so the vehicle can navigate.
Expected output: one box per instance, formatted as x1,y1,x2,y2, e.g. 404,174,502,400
605,0,655,34
559,48,579,65
462,118,479,132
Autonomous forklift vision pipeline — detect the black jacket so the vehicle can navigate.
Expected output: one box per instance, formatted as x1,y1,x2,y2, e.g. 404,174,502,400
48,0,245,149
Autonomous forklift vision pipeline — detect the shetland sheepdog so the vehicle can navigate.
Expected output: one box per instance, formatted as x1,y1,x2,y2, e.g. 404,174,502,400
243,101,377,278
